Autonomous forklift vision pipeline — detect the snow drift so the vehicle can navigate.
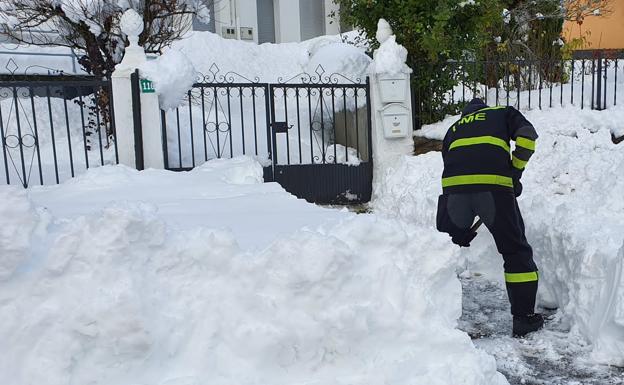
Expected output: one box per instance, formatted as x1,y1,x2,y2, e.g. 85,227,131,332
375,105,624,365
0,158,508,385
140,49,197,111
170,31,370,84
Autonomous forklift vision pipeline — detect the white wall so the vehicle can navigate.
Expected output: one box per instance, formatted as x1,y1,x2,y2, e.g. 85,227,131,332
213,0,259,43
210,0,338,44
236,0,259,42
274,0,301,43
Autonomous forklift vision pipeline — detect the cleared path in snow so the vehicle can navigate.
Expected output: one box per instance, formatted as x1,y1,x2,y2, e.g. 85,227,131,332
459,275,624,385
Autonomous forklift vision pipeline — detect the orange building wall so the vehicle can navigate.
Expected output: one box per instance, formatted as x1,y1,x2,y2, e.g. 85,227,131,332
563,3,624,49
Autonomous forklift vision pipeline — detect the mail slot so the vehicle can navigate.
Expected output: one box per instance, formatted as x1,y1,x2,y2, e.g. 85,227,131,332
380,103,409,138
378,74,408,103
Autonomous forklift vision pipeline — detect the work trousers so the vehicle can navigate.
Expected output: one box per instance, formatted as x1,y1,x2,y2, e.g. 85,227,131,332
437,191,538,316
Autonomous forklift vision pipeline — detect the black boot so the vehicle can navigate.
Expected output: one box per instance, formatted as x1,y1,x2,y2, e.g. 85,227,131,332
512,313,544,337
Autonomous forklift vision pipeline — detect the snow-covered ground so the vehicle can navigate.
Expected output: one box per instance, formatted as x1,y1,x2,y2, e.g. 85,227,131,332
459,275,624,385
26,157,347,251
0,156,508,385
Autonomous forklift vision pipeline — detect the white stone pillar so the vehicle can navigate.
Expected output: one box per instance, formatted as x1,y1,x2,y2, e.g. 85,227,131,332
368,19,414,200
112,9,165,170
139,89,165,169
111,70,136,169
112,9,146,169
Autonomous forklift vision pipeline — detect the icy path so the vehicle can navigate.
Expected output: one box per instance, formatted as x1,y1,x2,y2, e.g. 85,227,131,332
459,275,624,385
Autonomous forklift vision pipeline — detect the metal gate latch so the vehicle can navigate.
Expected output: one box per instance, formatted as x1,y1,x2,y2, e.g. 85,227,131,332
271,122,292,133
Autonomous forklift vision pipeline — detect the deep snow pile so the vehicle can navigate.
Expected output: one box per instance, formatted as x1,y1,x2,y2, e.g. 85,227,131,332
140,49,197,110
170,31,371,84
374,105,624,366
0,158,507,385
26,157,346,251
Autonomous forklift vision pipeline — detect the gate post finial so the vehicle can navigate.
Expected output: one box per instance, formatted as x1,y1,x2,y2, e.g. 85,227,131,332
376,19,393,45
120,9,143,47
117,9,147,71
111,9,148,170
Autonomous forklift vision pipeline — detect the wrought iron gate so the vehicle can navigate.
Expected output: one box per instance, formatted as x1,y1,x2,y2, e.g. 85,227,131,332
161,64,373,204
0,72,118,187
266,75,372,204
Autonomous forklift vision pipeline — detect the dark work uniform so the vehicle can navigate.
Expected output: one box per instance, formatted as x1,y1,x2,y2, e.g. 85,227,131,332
436,99,539,316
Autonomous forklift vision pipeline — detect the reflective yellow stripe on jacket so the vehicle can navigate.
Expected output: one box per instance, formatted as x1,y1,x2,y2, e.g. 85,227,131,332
449,135,511,153
442,174,514,188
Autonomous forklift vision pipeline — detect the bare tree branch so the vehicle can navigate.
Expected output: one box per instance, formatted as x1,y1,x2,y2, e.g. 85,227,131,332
0,0,217,77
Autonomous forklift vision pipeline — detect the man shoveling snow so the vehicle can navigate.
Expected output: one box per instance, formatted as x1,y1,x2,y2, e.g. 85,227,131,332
436,98,544,338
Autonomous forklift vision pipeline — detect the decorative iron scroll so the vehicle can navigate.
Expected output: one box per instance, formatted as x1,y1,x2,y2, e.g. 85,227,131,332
195,63,364,85
197,63,260,84
3,58,68,77
278,64,363,85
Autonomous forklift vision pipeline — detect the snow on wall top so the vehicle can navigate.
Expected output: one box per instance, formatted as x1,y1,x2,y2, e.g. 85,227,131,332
136,31,371,110
368,19,411,76
368,35,411,76
170,31,371,84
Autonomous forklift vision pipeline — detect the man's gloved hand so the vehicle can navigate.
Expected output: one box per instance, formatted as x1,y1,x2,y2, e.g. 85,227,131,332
451,230,478,247
511,168,523,197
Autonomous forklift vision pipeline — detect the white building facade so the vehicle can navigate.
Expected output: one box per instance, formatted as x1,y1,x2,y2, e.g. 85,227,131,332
194,0,342,44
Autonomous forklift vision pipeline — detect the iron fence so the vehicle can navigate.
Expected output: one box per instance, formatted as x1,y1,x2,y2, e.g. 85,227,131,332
412,49,624,128
0,76,118,187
